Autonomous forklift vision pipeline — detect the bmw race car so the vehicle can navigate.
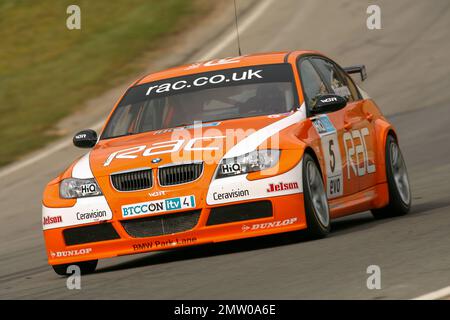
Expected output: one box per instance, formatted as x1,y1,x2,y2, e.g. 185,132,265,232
42,51,411,275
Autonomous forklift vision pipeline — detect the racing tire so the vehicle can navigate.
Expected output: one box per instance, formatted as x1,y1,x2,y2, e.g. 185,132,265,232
52,260,98,276
371,135,411,219
302,153,331,238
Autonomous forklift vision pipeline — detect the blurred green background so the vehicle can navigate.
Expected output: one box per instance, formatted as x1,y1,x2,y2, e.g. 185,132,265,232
0,0,211,167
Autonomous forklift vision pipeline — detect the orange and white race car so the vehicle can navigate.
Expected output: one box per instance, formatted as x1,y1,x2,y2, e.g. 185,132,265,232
42,51,411,275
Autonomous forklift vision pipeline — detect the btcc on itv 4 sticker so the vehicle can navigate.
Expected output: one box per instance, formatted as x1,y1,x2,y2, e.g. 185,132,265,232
122,195,196,218
312,115,343,199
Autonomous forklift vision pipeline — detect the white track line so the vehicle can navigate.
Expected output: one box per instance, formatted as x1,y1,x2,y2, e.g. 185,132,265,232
0,0,274,180
0,120,103,180
412,285,450,300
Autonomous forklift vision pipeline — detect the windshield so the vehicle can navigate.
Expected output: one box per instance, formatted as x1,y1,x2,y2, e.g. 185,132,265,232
101,64,297,139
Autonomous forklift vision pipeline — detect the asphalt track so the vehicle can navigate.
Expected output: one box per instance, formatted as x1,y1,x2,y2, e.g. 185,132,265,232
1,0,450,299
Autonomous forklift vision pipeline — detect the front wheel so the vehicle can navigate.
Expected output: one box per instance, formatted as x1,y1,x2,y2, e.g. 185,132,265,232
302,153,330,238
52,260,98,276
371,135,411,219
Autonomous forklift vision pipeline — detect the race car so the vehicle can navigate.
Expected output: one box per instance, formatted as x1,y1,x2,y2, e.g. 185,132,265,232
42,51,411,275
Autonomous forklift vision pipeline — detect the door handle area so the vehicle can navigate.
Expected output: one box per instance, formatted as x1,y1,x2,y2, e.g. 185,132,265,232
344,121,353,130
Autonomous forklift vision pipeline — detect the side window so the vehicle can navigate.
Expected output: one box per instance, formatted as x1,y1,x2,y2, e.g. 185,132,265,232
335,67,361,101
298,59,329,109
312,58,355,102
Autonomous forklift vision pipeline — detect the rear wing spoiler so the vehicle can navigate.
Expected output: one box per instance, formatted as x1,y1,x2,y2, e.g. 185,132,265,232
343,65,367,81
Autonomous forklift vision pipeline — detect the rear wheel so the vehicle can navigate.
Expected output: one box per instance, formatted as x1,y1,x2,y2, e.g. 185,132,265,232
371,135,411,219
302,153,330,238
52,260,98,276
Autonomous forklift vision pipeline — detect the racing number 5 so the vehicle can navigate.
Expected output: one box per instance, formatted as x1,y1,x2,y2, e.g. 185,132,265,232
329,140,336,173
321,133,344,199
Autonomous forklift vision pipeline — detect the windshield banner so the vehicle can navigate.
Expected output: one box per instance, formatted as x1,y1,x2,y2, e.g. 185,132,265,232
119,64,294,105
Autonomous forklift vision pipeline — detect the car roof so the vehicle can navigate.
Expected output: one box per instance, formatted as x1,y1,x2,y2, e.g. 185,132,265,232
135,50,319,85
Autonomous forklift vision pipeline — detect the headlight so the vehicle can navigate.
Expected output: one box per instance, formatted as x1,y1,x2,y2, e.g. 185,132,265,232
216,149,280,178
59,178,103,199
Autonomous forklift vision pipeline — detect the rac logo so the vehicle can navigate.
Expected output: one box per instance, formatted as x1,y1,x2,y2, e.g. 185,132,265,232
104,136,225,166
343,128,376,179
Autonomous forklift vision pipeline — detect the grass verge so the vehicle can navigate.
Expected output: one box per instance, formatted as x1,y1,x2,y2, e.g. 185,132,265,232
0,0,212,167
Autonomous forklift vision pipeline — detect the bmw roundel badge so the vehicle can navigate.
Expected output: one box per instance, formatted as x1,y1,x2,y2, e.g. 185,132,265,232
151,158,162,164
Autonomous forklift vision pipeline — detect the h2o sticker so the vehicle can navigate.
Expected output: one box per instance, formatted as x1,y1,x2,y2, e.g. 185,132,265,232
104,136,225,166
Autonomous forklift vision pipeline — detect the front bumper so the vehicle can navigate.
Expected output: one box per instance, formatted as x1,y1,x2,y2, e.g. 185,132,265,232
43,193,307,266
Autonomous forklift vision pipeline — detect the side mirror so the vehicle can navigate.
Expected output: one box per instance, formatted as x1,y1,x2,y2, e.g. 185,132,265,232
73,129,97,148
311,94,347,115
